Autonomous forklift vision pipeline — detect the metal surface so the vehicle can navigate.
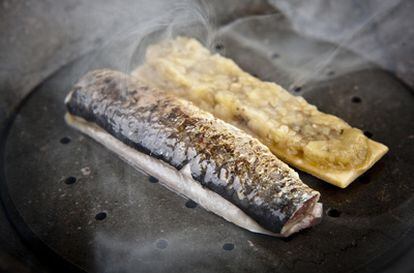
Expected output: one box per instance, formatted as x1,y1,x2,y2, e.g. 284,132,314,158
1,16,414,272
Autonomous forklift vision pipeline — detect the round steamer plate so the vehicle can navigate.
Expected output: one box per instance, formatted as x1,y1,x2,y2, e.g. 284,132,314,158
1,25,414,273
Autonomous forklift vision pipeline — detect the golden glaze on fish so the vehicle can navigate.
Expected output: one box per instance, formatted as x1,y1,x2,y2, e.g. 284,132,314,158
133,37,388,188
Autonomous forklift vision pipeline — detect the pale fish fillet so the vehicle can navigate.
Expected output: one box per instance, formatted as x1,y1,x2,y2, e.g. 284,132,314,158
133,36,389,188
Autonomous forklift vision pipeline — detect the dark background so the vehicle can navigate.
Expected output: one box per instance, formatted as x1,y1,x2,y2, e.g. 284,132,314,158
0,1,413,272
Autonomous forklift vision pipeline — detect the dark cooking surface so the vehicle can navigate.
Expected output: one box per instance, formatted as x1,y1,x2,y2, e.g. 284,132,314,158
1,26,414,273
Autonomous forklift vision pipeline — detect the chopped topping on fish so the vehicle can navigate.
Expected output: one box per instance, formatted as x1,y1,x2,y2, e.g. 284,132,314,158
133,37,388,188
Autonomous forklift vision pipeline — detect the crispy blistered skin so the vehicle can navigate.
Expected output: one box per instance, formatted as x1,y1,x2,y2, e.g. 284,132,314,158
133,37,389,188
65,69,322,236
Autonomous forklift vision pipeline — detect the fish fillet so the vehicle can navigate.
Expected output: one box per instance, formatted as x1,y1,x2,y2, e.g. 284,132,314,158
65,69,322,237
133,37,389,188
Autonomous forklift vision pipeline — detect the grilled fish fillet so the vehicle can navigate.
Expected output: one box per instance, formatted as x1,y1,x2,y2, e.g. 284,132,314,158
133,37,389,188
64,69,322,237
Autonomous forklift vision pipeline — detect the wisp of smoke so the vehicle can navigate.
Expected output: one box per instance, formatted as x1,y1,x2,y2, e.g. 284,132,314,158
87,1,412,271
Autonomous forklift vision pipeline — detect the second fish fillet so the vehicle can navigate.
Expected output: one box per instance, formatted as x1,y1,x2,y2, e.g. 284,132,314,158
133,37,388,188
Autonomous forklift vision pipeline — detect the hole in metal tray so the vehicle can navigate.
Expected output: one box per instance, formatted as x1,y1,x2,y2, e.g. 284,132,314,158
95,212,107,221
64,176,77,185
60,136,71,144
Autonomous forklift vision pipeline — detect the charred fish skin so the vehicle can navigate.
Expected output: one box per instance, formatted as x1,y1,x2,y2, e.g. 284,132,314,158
65,69,320,234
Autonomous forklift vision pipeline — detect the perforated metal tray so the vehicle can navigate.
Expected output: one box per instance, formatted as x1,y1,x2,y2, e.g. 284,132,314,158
1,17,413,273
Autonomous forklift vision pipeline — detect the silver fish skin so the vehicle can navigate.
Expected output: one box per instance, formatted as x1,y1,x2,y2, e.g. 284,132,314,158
65,69,322,236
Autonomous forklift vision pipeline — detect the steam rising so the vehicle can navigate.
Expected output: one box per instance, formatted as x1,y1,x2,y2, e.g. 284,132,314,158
86,0,412,271
268,0,409,87
87,0,412,89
